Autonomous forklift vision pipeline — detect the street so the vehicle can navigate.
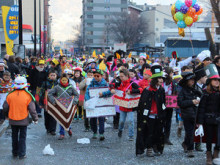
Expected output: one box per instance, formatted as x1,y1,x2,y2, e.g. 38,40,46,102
0,116,206,165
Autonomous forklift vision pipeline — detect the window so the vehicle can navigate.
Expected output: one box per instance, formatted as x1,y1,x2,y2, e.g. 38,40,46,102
86,31,93,35
87,23,93,27
87,7,93,11
87,39,93,44
87,15,93,18
104,7,110,11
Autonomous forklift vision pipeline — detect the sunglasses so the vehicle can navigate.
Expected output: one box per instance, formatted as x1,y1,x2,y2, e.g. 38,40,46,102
94,75,100,78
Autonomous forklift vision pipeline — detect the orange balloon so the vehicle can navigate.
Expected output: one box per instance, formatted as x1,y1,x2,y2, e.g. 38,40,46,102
187,7,196,17
192,15,198,22
196,7,203,15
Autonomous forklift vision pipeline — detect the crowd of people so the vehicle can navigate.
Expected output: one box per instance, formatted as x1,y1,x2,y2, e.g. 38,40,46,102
0,50,220,165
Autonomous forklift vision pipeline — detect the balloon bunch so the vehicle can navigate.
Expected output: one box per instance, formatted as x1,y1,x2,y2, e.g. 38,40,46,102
171,0,203,37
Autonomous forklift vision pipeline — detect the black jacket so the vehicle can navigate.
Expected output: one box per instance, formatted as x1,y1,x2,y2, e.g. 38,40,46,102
177,86,201,120
138,86,166,119
29,68,47,91
7,62,19,79
197,90,220,125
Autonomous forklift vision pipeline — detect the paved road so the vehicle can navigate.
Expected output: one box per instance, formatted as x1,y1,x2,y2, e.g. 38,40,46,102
0,115,206,165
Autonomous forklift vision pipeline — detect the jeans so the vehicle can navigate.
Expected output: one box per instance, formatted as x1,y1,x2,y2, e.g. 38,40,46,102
11,125,27,157
59,125,71,136
183,119,195,151
119,111,134,137
90,117,105,134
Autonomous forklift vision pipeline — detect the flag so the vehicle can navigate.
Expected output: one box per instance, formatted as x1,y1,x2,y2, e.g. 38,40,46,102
102,53,105,57
116,53,121,59
92,50,97,58
60,48,64,56
128,52,132,58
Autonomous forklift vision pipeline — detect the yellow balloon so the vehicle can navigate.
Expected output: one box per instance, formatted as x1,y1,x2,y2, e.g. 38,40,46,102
171,4,176,16
185,16,193,25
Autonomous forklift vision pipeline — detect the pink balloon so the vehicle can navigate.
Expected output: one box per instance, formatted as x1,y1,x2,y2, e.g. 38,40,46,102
185,0,192,7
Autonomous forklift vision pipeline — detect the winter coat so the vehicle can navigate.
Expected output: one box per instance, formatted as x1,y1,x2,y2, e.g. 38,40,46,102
138,86,166,119
29,68,47,91
177,86,201,120
7,62,19,79
48,83,79,105
111,79,142,112
197,89,220,125
3,89,38,126
85,78,111,101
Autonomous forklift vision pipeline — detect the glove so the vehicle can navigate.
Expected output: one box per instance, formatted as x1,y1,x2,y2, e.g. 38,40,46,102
195,125,204,137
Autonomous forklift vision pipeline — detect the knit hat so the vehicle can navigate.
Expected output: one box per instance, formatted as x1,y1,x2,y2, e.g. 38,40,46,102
139,53,146,59
194,68,206,81
204,64,220,79
144,69,152,77
179,72,195,87
0,59,5,66
12,75,30,89
150,63,163,79
197,50,211,62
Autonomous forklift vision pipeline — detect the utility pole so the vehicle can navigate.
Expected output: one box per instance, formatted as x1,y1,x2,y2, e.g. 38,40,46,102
18,0,23,45
39,0,42,56
34,0,37,56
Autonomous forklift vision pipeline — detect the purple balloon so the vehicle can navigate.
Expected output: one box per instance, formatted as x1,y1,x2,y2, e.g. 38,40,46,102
180,5,189,14
176,8,181,12
193,4,200,12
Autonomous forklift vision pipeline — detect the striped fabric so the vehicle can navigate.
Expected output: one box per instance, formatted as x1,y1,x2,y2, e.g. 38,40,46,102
47,97,77,131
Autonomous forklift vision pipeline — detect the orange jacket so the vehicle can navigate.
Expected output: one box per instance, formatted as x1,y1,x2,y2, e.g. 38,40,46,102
7,90,32,121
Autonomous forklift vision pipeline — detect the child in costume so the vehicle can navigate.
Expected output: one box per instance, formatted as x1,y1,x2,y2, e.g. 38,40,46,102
129,69,140,84
3,75,38,159
40,70,58,135
138,69,152,90
48,73,79,140
136,64,166,157
197,64,220,165
0,71,13,123
177,72,201,158
73,67,84,120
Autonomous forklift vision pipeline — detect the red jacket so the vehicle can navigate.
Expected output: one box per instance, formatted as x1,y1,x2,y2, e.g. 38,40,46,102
138,79,151,90
148,86,158,115
116,79,142,112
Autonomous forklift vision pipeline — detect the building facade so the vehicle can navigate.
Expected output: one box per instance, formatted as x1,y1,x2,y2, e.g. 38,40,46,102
82,0,128,50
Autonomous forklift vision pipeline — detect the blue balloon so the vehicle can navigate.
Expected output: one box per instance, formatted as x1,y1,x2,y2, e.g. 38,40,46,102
192,0,197,6
180,5,189,14
177,21,186,28
175,0,184,10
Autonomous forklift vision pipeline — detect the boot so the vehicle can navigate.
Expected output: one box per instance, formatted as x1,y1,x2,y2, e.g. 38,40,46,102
177,127,182,138
146,148,154,157
187,150,194,158
206,151,212,165
213,149,219,159
195,143,203,152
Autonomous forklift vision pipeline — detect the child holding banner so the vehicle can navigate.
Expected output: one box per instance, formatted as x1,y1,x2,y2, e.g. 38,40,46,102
85,69,111,141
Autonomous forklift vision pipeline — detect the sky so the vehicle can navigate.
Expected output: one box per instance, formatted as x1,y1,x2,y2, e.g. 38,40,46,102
50,0,200,42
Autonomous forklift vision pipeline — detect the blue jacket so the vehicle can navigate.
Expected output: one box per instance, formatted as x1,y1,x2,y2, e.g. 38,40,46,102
85,78,111,101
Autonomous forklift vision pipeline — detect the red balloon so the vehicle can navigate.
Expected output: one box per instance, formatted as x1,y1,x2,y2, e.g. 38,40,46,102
187,7,196,17
196,7,203,15
188,24,193,27
192,15,198,22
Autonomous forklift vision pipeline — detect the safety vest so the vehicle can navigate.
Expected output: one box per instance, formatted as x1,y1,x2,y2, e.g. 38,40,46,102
7,90,34,121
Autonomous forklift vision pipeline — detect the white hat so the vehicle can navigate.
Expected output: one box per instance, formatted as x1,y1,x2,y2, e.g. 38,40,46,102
12,75,29,89
0,59,5,66
197,50,211,62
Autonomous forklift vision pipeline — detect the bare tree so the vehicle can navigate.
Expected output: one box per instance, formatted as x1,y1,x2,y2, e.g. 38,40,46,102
107,12,149,48
210,0,220,27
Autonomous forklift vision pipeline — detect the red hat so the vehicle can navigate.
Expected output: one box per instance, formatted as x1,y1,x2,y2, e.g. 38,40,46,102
144,69,152,77
74,67,82,72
